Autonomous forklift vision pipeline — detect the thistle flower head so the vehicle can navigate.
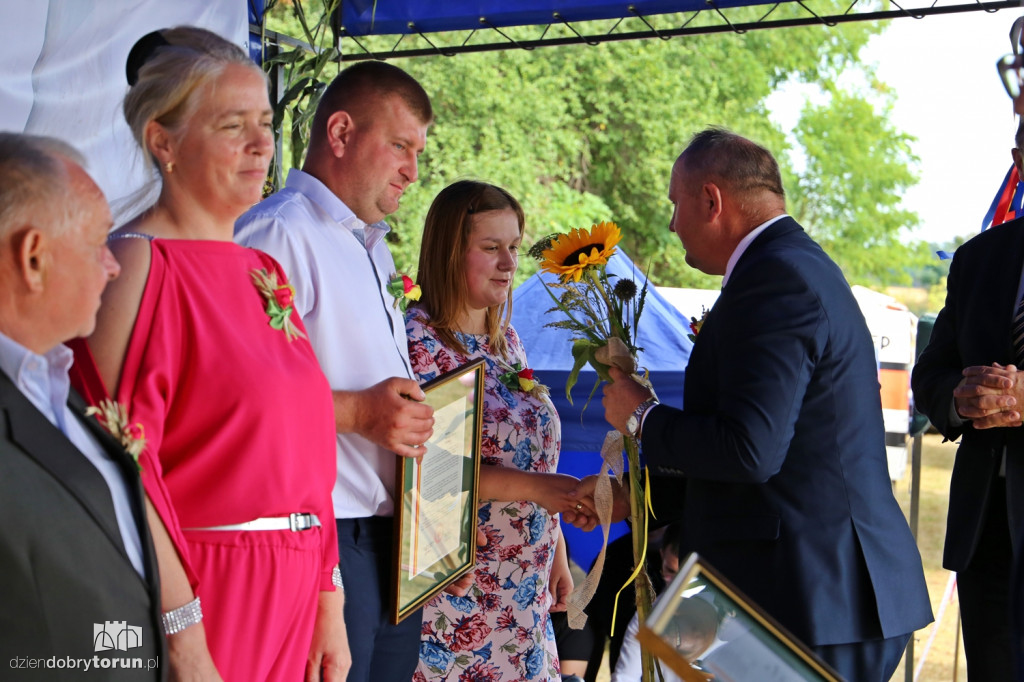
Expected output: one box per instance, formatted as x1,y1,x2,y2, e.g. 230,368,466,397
527,234,558,261
613,278,638,301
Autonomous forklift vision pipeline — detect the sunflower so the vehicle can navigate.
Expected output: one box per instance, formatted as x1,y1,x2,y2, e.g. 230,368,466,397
539,221,622,283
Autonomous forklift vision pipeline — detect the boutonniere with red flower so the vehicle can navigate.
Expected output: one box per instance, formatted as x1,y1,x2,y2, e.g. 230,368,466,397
250,268,306,341
498,361,549,399
85,399,145,469
687,307,709,342
387,272,421,312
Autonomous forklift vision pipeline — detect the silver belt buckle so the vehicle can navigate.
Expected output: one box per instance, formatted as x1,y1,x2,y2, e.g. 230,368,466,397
289,512,312,532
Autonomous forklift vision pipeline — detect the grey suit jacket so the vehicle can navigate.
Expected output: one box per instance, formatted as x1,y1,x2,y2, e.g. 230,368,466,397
0,369,164,680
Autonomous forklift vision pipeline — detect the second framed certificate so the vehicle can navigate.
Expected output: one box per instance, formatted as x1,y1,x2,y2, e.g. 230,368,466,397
391,358,485,624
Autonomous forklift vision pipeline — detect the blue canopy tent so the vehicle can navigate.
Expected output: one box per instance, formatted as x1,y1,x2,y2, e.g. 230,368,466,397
511,250,693,570
248,0,1015,61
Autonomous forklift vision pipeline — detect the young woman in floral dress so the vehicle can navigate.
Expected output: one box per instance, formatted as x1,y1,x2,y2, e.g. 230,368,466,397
407,180,590,682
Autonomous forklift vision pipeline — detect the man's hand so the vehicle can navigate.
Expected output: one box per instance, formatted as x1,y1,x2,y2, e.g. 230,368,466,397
333,377,434,458
568,474,631,528
955,363,1022,429
602,367,656,434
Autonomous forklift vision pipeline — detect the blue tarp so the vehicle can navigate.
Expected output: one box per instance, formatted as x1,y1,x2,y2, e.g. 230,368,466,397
337,0,781,36
511,250,693,569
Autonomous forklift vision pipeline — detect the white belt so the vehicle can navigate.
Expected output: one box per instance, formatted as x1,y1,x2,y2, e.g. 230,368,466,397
185,513,322,533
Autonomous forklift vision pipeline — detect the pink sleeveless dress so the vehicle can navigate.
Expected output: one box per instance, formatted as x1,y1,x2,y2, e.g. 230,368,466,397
70,237,339,681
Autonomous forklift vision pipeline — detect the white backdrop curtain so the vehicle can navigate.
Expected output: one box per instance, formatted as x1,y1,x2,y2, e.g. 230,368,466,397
0,0,249,224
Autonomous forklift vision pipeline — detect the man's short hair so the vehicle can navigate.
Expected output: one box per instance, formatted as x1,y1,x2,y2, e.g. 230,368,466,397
310,60,432,144
682,127,785,199
0,133,85,240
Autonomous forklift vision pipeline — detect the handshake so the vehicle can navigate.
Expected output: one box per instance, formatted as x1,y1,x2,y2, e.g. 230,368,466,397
556,473,633,532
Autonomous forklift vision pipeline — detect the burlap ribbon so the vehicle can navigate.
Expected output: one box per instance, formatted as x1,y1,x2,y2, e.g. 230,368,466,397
563,337,656,629
565,429,626,629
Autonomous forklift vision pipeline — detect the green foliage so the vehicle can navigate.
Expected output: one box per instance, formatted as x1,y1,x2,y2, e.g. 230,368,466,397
793,83,921,284
261,3,928,291
263,0,341,183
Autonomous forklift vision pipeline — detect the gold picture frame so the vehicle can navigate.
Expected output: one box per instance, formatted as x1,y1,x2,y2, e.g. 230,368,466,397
637,552,844,682
391,358,485,624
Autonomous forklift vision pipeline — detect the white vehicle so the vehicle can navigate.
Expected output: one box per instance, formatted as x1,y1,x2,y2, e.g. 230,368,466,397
658,285,917,483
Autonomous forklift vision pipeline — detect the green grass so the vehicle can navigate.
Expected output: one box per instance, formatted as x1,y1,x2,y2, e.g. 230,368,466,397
890,434,967,682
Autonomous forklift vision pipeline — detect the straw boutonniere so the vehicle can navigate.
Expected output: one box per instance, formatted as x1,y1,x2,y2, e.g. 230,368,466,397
387,273,421,312
251,269,306,341
85,399,145,470
687,307,709,342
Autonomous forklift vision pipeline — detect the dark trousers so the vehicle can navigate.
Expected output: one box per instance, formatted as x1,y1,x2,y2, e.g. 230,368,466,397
337,517,423,682
813,633,910,682
958,476,1014,681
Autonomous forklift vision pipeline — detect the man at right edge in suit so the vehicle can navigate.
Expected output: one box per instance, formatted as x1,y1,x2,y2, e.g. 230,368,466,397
914,28,1024,679
0,132,163,679
595,127,932,681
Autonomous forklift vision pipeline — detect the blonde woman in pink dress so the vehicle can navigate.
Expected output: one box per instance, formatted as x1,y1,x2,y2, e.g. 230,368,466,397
69,27,348,681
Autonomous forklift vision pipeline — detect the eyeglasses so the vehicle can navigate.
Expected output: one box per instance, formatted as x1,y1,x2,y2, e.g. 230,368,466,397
998,53,1024,99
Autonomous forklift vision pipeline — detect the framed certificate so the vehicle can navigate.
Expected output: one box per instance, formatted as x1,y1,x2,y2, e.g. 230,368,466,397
636,553,843,682
392,358,485,624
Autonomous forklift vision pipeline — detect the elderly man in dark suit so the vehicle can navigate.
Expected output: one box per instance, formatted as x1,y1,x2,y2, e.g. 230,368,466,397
598,127,932,681
913,45,1024,681
0,133,163,679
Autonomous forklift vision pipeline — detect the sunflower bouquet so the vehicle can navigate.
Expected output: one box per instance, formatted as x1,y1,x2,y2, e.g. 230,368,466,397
529,221,647,400
530,221,659,682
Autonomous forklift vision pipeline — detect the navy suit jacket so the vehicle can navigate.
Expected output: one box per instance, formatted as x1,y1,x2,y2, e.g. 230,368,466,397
643,217,932,647
911,217,1024,571
0,369,164,679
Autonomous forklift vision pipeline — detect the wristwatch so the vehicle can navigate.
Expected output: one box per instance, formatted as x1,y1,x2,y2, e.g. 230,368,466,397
626,398,659,439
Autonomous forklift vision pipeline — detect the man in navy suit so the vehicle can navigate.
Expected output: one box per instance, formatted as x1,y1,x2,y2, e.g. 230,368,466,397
600,128,932,681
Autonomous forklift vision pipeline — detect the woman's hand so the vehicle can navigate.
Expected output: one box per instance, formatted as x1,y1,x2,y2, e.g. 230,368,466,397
166,626,223,682
306,589,351,682
548,533,573,613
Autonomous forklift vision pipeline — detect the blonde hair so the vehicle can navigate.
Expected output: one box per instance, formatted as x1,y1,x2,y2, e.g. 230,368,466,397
123,26,264,170
416,180,524,359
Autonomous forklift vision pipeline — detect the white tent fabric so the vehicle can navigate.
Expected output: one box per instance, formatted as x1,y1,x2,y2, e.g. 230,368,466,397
0,1,249,221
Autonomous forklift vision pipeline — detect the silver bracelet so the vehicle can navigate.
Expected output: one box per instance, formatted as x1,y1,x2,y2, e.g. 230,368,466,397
162,596,203,635
332,565,344,589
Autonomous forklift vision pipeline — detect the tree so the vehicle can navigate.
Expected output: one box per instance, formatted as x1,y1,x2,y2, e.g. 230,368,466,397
263,3,927,290
793,83,922,285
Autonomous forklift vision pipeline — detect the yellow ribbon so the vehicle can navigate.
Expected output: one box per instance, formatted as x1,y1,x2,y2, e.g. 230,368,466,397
609,467,655,635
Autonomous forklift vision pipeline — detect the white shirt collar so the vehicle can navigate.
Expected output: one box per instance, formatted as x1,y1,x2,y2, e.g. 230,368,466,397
285,169,391,248
0,331,73,429
722,214,788,287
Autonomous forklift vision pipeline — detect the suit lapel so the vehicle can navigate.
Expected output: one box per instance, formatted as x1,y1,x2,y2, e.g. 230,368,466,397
999,226,1024,359
0,371,130,563
67,388,161,594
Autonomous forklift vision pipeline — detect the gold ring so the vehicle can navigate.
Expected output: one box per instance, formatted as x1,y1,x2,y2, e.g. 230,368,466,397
575,503,583,511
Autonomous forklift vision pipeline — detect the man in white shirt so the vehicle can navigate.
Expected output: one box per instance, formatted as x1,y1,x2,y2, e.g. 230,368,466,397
0,132,163,676
236,61,436,682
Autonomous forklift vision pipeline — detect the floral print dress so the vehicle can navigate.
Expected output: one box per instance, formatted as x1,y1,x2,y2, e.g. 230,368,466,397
406,308,562,682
